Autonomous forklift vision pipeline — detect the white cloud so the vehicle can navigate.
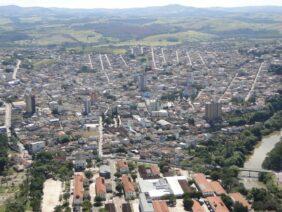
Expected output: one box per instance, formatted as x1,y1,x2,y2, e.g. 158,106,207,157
0,0,281,8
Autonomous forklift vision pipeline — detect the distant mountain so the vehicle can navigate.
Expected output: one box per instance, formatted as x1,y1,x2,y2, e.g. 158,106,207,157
0,4,282,18
0,4,281,47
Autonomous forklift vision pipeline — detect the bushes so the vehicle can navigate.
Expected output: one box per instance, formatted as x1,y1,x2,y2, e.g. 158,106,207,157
262,140,282,171
0,135,9,174
20,151,73,211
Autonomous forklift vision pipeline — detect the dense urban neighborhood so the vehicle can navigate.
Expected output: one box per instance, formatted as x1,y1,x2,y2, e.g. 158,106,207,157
0,4,282,212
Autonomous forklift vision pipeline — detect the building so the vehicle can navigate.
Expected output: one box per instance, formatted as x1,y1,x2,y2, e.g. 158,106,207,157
83,98,91,115
25,92,36,115
193,173,214,197
122,203,133,212
192,200,205,212
73,173,84,207
145,99,161,112
139,193,154,212
90,92,98,105
121,175,136,200
229,192,251,210
139,178,170,199
29,141,45,154
205,101,222,121
95,177,106,199
116,160,129,174
139,74,146,92
105,203,116,212
138,164,160,179
99,165,111,179
73,158,87,171
206,196,229,212
152,200,169,212
210,181,226,195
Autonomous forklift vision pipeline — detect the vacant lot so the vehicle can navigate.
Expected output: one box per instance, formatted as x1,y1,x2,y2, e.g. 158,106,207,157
42,179,62,212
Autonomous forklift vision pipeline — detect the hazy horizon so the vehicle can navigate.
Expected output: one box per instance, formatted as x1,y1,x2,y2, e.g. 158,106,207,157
1,0,282,9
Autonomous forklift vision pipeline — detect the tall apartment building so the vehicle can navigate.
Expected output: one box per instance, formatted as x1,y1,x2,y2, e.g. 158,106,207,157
25,92,36,115
205,101,222,122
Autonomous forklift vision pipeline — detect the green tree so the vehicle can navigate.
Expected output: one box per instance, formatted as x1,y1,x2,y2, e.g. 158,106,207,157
116,182,123,195
94,196,103,207
183,196,193,211
221,194,233,210
84,170,93,179
233,202,248,212
168,194,176,206
82,200,92,211
5,201,25,212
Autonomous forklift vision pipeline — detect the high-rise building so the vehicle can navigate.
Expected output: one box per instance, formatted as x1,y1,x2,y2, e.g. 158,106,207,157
25,93,36,115
84,98,91,115
205,101,222,122
90,92,97,105
138,74,146,92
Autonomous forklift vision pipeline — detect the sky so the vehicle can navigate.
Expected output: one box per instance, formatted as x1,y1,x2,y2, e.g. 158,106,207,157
0,0,282,9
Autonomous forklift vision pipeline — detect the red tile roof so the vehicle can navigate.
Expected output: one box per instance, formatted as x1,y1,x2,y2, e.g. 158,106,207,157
210,181,226,195
121,175,135,193
150,164,160,175
152,200,169,212
192,200,205,212
117,160,128,169
193,173,213,193
229,192,251,209
206,196,229,212
74,173,84,200
95,177,106,195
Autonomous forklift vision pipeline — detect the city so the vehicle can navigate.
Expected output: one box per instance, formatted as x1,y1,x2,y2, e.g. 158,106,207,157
0,2,282,212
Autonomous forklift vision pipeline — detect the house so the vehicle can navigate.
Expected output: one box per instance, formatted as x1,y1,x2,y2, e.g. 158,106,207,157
165,176,187,197
95,177,106,199
192,200,205,212
138,164,160,179
73,158,87,171
99,165,111,179
122,203,132,212
178,179,194,194
105,203,116,212
106,182,113,193
29,141,45,154
193,173,214,197
121,175,136,200
152,200,169,212
73,173,84,206
210,181,226,195
229,192,251,210
117,160,129,174
139,192,154,212
206,196,229,212
138,178,171,199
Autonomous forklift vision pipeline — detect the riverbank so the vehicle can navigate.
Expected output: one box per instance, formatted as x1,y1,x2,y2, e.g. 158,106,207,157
240,130,281,189
244,130,282,170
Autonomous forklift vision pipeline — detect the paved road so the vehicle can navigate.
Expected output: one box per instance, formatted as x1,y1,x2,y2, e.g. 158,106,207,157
12,59,21,80
151,47,157,69
186,51,192,66
120,55,128,67
161,48,166,64
99,54,105,71
219,72,239,102
176,50,180,64
245,62,264,102
5,103,12,137
98,116,104,158
197,52,205,65
88,54,93,69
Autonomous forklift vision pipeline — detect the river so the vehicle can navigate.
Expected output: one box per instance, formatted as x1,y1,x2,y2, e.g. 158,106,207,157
240,130,282,189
